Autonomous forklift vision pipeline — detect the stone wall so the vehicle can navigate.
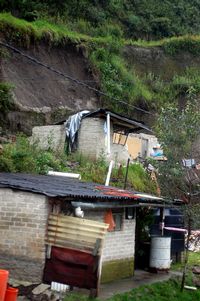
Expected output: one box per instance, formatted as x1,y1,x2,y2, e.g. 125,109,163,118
31,125,66,152
84,209,135,282
0,188,50,282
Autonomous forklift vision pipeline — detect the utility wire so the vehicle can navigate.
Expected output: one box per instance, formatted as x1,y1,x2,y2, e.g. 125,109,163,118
0,41,154,115
0,75,97,82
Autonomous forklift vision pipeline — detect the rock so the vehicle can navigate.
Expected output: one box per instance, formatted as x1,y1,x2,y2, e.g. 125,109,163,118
32,284,50,295
9,278,36,287
193,277,200,287
192,266,200,274
17,297,30,301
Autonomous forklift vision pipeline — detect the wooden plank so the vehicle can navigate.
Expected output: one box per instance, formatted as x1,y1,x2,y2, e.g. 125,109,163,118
50,214,108,229
46,214,107,256
48,219,107,236
45,237,98,252
47,225,105,240
46,237,94,249
45,240,94,254
92,238,101,256
47,230,98,244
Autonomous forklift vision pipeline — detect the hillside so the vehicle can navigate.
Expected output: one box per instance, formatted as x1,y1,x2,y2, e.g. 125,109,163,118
1,5,200,132
1,1,200,40
0,4,200,192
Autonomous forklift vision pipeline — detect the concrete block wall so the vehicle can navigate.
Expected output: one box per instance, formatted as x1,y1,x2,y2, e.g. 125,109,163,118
31,125,66,152
78,117,131,164
0,188,50,282
84,209,135,262
84,209,135,282
111,144,130,164
78,118,108,159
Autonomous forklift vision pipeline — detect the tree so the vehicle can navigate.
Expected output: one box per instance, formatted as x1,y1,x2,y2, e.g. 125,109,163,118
155,88,200,290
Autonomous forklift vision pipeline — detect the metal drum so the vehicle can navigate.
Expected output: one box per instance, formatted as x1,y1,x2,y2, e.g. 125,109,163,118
150,236,171,270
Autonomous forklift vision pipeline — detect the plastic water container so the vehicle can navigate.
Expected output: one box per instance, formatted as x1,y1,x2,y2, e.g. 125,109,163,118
4,287,19,301
0,269,9,301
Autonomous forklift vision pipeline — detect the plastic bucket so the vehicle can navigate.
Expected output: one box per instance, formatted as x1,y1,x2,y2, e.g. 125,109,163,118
0,269,9,301
4,287,19,301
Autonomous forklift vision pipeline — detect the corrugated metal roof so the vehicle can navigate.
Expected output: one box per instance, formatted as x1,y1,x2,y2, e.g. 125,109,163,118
0,173,167,204
83,109,152,133
55,108,152,133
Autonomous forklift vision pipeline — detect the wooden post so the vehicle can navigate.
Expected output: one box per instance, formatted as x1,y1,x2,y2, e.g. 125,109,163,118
124,158,130,190
107,113,111,155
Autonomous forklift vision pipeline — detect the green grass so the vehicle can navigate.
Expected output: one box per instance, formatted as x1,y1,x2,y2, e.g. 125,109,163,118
172,251,200,271
64,252,200,301
128,35,200,56
63,271,200,301
108,278,200,301
0,12,92,46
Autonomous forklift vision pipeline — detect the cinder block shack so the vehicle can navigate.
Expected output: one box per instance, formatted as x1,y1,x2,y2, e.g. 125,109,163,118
31,109,152,163
0,173,172,295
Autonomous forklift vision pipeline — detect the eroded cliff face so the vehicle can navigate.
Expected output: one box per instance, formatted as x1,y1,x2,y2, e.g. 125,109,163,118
0,42,98,134
1,41,200,135
123,45,200,79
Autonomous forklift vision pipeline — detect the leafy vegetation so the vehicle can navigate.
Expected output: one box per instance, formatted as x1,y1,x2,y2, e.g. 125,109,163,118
1,13,200,113
0,82,14,114
0,135,156,193
0,135,68,174
155,93,200,201
2,1,200,40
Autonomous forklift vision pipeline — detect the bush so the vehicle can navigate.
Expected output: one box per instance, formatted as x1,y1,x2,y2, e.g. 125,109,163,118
0,135,68,174
0,82,14,114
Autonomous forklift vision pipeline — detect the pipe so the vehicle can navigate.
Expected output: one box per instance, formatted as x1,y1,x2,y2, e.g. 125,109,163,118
48,171,81,179
71,201,176,209
105,160,114,186
107,113,111,155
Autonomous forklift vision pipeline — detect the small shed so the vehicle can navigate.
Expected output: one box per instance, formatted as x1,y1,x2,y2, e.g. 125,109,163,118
73,109,151,162
0,173,176,295
31,109,152,163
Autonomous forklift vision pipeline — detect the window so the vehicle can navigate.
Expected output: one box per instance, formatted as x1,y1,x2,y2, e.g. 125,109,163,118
112,210,123,231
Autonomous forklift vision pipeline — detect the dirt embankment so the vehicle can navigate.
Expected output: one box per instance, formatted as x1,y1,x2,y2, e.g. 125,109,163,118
0,42,99,134
123,45,200,80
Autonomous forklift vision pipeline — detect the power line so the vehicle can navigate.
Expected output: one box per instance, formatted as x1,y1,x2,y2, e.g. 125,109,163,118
0,41,154,115
0,75,97,83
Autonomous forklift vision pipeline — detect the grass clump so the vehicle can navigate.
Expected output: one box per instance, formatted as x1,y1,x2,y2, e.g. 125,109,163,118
0,82,14,114
0,13,90,46
163,35,200,55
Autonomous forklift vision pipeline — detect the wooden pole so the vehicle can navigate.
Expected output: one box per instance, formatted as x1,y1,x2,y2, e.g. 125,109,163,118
124,158,130,190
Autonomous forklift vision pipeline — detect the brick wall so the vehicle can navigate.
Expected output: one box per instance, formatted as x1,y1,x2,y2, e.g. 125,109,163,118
31,125,66,152
0,188,50,282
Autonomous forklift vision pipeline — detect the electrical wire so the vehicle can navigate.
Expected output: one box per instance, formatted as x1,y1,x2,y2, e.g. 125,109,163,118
0,41,154,115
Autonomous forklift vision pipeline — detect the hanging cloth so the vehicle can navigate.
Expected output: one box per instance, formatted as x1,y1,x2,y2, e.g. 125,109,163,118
104,209,116,231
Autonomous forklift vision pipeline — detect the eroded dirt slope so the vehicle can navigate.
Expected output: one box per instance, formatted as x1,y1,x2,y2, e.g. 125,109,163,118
0,43,98,134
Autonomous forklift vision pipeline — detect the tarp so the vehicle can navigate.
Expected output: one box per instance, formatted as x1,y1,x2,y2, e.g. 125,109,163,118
65,110,89,150
43,246,98,289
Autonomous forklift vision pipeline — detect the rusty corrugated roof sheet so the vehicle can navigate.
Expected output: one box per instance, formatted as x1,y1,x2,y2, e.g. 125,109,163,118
0,173,167,204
